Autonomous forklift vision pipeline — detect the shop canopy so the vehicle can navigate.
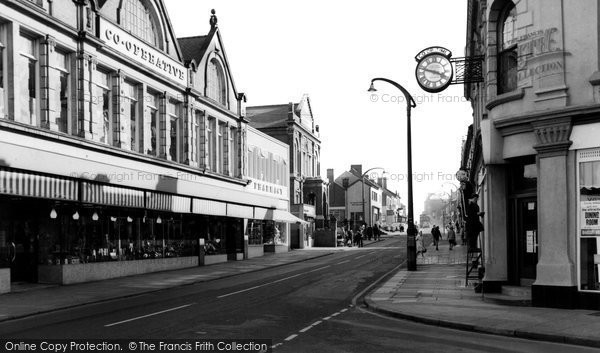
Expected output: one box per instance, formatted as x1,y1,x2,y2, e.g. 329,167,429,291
266,209,309,224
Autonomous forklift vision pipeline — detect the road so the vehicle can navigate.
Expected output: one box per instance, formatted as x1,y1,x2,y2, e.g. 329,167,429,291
0,236,595,352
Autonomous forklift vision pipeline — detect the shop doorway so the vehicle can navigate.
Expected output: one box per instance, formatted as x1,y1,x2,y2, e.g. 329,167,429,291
508,197,538,285
0,198,40,283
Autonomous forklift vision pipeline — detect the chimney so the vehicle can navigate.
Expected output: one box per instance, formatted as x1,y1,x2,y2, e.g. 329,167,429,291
351,164,362,175
327,168,334,183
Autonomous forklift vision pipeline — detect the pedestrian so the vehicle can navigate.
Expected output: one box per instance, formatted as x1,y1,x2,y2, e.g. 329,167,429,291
416,231,426,257
465,193,484,251
358,226,364,247
373,224,380,241
346,229,353,247
432,225,441,251
447,226,456,250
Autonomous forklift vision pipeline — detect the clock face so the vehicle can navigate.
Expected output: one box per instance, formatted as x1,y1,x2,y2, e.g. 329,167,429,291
415,54,453,93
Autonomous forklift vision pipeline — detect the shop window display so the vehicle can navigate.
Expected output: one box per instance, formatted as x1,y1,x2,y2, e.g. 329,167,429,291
579,158,600,291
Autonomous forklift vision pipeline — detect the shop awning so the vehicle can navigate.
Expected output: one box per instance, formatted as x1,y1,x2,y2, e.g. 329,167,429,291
227,204,254,218
146,192,191,213
81,182,145,208
267,209,309,224
0,169,78,201
192,199,227,216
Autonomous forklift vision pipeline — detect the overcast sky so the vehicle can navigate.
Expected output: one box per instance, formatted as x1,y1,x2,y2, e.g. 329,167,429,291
164,0,473,217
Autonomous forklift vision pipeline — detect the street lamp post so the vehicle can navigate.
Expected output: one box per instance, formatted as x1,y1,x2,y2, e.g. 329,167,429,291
360,167,385,228
368,78,417,271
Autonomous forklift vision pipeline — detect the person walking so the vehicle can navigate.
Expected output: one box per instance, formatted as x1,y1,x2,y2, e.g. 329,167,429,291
447,225,457,250
366,225,373,241
432,225,441,251
358,226,365,247
416,230,426,257
373,224,380,241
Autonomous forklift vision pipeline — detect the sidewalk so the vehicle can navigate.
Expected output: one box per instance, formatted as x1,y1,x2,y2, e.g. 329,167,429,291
365,240,600,348
0,248,337,323
0,235,391,323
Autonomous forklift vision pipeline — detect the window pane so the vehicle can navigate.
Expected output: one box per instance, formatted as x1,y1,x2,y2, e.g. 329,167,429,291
502,7,517,49
58,71,69,133
169,117,178,161
94,70,111,144
130,99,137,151
149,108,157,155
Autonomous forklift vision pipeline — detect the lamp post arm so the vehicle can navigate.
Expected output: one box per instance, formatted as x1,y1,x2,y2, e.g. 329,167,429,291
371,78,417,108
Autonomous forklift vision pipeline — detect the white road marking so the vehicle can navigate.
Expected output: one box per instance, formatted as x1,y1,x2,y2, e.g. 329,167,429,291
284,334,298,341
323,316,332,320
340,308,349,312
336,260,350,265
368,252,376,255
217,273,303,298
331,312,340,317
271,343,283,349
312,320,323,326
104,304,193,327
299,326,313,333
307,265,331,272
355,255,367,259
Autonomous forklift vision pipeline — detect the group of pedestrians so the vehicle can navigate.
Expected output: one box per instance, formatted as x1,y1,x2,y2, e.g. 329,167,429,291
415,223,459,257
341,223,382,248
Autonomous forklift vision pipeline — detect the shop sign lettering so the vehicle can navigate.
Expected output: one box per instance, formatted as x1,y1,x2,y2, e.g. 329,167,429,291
516,27,567,86
101,19,187,86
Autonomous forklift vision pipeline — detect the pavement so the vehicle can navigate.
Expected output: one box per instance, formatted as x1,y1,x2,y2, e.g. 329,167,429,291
0,236,389,323
365,238,600,349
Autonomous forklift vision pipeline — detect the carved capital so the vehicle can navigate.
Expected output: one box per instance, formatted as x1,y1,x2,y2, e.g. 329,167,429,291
532,118,573,155
72,0,90,5
44,35,56,52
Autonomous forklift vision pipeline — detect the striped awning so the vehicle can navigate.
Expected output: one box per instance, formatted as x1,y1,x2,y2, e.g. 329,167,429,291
192,199,227,216
146,192,191,213
81,182,144,208
227,204,254,219
254,207,269,220
0,169,78,201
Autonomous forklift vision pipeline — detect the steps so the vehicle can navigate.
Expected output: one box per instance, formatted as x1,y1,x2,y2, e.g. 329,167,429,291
484,285,532,306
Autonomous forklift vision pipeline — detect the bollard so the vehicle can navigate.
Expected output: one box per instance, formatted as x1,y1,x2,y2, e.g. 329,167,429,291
198,238,205,266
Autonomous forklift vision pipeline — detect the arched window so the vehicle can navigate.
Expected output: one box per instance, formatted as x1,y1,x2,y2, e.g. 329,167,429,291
207,58,227,105
497,2,517,94
122,0,161,49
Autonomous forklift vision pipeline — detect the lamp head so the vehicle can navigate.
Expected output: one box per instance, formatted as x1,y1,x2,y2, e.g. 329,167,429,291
367,82,377,92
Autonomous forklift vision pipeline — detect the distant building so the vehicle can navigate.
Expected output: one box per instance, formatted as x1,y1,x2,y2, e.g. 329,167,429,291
377,177,404,229
246,95,328,248
328,165,383,230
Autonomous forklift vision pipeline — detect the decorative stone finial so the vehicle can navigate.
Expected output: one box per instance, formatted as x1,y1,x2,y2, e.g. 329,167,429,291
210,9,218,28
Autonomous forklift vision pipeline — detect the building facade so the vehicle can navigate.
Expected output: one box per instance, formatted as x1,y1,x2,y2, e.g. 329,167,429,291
246,95,329,248
464,0,600,309
328,165,383,230
0,0,293,289
377,177,404,230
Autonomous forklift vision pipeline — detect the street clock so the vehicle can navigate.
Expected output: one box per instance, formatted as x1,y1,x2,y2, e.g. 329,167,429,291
415,47,454,93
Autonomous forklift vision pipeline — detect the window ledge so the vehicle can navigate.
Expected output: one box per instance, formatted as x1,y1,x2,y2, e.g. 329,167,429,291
485,88,525,110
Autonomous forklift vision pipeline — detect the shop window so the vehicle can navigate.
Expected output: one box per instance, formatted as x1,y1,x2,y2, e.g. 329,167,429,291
207,58,226,105
145,90,160,156
246,220,263,245
218,122,226,174
207,117,216,171
94,69,112,145
578,154,600,291
121,0,161,49
0,25,5,118
167,100,182,162
229,127,237,176
18,34,38,126
53,51,70,134
497,2,518,94
123,81,141,152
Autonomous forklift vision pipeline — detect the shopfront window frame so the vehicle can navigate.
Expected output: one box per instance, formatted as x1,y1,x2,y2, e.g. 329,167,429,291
52,49,71,135
94,68,112,145
18,32,40,127
577,148,600,293
167,99,182,163
0,24,6,119
497,2,518,95
145,89,160,156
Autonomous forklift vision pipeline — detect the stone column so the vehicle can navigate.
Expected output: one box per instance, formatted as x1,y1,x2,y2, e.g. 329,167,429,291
159,92,168,160
182,98,192,165
482,164,508,293
76,53,95,139
532,117,577,308
40,35,56,130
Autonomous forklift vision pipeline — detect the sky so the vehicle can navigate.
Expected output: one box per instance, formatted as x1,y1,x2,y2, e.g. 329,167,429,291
164,0,473,216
